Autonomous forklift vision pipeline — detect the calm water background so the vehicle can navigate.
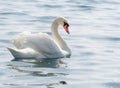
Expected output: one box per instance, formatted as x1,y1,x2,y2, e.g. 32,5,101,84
0,0,120,88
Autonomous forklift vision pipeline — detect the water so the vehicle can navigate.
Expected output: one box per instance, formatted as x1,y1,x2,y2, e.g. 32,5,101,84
0,0,120,88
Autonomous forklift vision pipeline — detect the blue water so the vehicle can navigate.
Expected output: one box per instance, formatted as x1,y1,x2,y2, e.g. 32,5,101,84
0,0,120,88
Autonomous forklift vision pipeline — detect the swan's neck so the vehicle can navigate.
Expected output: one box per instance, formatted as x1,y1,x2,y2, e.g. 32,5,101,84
51,21,71,55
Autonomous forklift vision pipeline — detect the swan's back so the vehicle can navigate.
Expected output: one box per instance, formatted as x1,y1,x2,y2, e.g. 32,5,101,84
13,32,64,58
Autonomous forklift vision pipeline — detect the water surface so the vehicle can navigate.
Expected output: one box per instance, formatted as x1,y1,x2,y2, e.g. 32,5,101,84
0,0,120,88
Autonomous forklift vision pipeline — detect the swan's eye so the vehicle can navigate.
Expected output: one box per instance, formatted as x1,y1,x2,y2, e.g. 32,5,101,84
63,22,69,27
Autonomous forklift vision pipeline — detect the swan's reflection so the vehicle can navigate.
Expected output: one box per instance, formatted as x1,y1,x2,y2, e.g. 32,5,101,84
12,58,66,68
9,58,68,77
4,58,68,87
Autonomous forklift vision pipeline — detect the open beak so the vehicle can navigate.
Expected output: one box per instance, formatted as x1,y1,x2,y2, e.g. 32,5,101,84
63,24,70,34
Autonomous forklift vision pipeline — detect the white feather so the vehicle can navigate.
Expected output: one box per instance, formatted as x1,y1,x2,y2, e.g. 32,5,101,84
7,17,71,59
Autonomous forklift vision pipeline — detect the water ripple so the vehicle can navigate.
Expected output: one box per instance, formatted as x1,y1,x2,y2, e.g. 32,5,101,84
0,0,120,88
104,82,120,88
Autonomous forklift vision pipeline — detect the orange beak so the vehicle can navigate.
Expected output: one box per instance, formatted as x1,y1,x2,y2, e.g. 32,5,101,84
64,25,70,34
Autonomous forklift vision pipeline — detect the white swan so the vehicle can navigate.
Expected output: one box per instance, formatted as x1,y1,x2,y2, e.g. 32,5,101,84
7,17,71,59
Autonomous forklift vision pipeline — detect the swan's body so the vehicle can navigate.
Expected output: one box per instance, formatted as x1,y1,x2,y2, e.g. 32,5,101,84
7,17,71,59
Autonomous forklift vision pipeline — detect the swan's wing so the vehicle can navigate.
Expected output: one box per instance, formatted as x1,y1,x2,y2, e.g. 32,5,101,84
24,32,64,58
13,31,31,49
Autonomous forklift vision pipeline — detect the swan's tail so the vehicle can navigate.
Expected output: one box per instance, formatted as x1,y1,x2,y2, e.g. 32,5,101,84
7,47,15,54
7,47,18,58
7,47,28,59
7,47,37,59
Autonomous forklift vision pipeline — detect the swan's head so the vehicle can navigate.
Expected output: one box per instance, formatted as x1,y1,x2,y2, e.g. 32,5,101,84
55,17,70,34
